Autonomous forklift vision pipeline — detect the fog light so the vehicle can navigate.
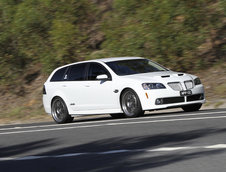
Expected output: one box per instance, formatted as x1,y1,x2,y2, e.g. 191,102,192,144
200,94,204,100
156,98,163,105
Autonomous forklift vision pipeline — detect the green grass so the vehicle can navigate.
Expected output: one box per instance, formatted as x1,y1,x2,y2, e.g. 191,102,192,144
214,83,226,98
0,105,51,124
0,107,24,119
214,101,224,108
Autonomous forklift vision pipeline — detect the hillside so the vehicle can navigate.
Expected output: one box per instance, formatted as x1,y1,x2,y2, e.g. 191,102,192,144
0,0,226,124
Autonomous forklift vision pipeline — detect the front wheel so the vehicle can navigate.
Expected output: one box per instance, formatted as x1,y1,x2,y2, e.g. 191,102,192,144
121,89,144,117
51,97,74,124
182,103,202,112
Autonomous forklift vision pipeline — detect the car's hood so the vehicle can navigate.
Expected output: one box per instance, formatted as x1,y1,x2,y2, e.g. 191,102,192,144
121,71,195,83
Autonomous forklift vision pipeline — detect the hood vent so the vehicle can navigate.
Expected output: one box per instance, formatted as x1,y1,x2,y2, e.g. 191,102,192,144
178,74,184,76
161,75,170,78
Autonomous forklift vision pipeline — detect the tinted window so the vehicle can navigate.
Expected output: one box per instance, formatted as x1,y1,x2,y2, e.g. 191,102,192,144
68,63,87,81
50,67,68,82
87,63,111,80
106,59,167,76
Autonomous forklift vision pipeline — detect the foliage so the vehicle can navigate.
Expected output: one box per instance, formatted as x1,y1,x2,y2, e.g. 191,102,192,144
0,0,225,86
220,0,226,13
0,0,96,83
102,0,224,71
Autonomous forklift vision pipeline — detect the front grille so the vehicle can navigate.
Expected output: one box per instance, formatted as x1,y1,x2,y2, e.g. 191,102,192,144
187,94,204,102
156,94,204,105
184,80,194,90
162,97,185,104
168,82,183,91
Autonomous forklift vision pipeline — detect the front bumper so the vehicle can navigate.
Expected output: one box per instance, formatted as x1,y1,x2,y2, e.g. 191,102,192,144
140,84,205,110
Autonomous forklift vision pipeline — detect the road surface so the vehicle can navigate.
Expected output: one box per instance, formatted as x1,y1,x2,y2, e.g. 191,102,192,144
1,108,226,172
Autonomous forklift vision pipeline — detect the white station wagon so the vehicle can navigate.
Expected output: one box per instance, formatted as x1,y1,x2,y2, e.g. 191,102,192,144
43,57,205,123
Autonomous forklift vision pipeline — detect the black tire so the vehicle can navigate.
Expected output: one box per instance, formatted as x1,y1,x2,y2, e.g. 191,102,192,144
66,116,74,123
182,103,202,112
110,113,125,119
121,89,144,117
51,97,74,124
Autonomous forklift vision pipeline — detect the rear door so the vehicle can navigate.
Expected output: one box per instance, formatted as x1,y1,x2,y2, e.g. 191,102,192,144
62,63,89,111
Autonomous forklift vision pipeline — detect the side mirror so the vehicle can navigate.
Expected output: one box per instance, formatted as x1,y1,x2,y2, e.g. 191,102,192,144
96,74,109,80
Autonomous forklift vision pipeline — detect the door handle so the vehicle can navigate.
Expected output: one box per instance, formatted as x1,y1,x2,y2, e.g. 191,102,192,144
62,85,67,87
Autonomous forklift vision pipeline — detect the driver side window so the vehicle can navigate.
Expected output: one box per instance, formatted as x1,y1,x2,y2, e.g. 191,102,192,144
87,63,111,80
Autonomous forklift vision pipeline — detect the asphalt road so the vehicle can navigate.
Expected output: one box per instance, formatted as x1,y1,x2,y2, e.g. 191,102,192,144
1,108,226,172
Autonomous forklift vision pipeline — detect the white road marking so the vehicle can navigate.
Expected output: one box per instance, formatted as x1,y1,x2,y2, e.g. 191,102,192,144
204,144,226,149
1,115,226,135
0,157,14,161
0,111,225,132
55,153,86,157
1,144,226,162
149,147,194,151
98,150,133,154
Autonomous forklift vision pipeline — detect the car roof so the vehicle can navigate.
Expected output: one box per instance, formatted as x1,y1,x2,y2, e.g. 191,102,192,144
96,57,144,63
54,57,145,71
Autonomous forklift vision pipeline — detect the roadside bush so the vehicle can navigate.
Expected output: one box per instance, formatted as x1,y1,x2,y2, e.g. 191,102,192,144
0,0,225,87
0,0,96,83
102,0,223,71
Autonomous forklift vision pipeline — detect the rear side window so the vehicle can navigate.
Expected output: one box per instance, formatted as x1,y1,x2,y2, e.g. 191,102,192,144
68,63,87,81
50,67,68,82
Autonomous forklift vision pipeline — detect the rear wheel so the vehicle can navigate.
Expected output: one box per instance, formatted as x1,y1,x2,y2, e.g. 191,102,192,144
182,103,202,112
121,89,144,117
51,97,74,124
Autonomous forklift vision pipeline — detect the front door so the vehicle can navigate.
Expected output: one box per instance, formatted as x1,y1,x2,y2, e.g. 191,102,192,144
84,62,119,111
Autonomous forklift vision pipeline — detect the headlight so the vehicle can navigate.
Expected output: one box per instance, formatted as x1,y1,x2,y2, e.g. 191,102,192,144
194,78,201,85
142,83,166,90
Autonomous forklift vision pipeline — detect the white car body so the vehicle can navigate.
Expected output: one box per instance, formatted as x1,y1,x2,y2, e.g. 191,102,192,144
43,57,205,122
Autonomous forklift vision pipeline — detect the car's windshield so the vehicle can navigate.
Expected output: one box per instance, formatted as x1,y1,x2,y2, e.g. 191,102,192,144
106,59,168,76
